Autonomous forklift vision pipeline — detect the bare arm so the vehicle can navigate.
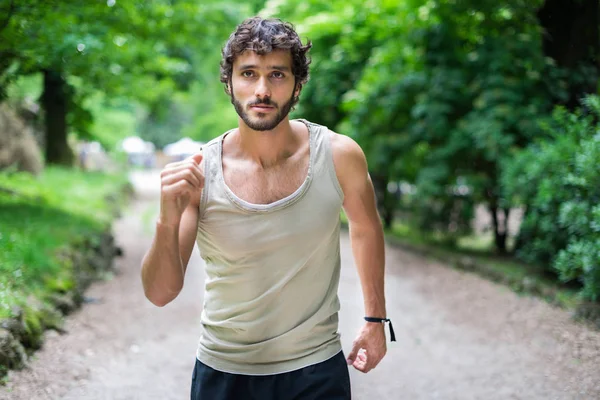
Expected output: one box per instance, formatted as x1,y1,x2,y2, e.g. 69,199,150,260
141,153,204,307
331,132,386,318
331,131,387,373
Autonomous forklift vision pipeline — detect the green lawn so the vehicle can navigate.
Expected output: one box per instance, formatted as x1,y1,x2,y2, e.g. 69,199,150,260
0,167,129,320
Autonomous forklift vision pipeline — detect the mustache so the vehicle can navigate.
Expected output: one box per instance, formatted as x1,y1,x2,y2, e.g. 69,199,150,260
248,98,277,107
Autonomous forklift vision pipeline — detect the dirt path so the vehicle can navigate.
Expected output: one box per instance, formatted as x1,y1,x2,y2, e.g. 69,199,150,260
1,170,599,400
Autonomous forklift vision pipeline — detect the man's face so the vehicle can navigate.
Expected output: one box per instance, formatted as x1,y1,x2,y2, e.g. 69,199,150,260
230,50,299,131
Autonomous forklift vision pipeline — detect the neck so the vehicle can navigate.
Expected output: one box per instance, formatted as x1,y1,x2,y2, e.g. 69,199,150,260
234,117,300,168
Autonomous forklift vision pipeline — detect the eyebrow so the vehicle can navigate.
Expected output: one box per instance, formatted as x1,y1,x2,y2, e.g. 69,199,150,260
237,64,291,72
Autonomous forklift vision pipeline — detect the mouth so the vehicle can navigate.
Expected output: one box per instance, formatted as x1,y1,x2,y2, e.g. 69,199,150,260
250,104,275,112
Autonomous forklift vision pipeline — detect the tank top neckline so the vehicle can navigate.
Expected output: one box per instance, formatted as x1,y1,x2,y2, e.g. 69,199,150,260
217,119,315,213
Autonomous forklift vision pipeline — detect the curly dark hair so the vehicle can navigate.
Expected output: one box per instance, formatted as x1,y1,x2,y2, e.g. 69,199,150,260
220,17,312,105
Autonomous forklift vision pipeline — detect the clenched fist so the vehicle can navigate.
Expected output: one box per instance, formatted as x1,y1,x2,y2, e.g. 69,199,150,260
159,153,204,226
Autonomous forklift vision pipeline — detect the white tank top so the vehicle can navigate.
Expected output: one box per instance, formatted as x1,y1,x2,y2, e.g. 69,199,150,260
195,119,344,375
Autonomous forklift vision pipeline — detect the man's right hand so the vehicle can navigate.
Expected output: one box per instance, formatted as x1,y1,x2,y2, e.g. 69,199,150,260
159,153,204,226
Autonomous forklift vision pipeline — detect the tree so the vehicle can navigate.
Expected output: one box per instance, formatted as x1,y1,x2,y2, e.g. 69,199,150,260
537,0,599,109
503,96,600,300
261,0,600,252
262,0,414,227
0,0,237,164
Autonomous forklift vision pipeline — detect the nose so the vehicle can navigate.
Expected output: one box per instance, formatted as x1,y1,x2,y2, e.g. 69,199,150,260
254,76,271,100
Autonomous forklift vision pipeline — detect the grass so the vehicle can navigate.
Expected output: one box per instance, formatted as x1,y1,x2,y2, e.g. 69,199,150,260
0,167,129,320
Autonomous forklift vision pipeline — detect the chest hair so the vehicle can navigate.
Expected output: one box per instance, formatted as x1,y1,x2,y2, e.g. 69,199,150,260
223,151,309,205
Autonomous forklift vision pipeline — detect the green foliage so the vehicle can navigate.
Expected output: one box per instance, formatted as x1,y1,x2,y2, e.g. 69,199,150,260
267,0,592,250
343,1,561,241
85,94,138,150
0,1,210,94
150,1,278,144
503,95,600,300
0,167,128,319
182,64,239,143
5,74,43,105
180,6,256,143
137,92,194,149
263,0,393,130
0,0,254,154
22,305,43,343
1,0,598,301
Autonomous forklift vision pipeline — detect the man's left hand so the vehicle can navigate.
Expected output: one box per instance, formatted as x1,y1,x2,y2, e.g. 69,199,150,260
346,322,387,373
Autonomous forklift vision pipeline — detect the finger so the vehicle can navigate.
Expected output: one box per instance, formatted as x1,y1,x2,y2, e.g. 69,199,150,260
162,180,195,197
365,348,385,372
162,163,204,185
190,152,203,165
357,350,373,372
346,342,361,365
164,180,199,197
359,348,373,371
163,181,200,201
163,160,202,174
353,351,364,363
162,169,201,188
164,156,202,172
352,356,369,373
357,351,367,363
162,177,199,196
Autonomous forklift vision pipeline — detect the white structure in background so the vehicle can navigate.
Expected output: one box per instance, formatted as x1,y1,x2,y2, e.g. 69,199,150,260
162,137,204,162
77,141,113,171
119,136,156,168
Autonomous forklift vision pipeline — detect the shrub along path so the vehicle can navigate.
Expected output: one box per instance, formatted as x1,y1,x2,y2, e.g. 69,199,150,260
1,170,599,399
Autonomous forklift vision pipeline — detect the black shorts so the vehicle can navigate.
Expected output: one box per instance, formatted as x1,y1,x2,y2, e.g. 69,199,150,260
190,351,352,400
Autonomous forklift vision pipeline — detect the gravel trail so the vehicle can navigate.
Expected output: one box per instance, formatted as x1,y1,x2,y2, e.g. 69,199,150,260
1,170,598,400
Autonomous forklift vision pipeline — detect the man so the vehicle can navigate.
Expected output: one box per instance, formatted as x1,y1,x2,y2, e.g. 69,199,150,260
141,16,393,399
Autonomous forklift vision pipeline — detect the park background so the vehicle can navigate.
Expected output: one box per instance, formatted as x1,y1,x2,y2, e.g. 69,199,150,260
0,0,599,385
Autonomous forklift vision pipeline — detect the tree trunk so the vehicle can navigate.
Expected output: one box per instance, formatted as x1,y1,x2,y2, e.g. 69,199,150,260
512,205,528,254
382,207,393,230
488,204,509,254
485,180,509,254
372,173,394,230
538,0,599,108
41,69,73,165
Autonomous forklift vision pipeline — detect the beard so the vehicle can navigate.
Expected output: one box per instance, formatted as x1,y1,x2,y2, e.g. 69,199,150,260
231,91,295,131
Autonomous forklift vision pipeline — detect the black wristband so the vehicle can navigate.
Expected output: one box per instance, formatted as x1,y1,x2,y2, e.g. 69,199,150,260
364,317,396,342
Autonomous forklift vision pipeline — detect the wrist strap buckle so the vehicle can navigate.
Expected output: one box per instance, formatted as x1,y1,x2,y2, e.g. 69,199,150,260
364,317,396,342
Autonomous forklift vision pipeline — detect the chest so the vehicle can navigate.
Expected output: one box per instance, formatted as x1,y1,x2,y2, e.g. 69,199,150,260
222,154,309,205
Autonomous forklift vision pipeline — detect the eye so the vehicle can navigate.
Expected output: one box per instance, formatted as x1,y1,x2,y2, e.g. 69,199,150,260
272,71,285,79
241,71,254,78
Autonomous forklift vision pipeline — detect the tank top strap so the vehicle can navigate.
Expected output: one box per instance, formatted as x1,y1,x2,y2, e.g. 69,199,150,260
199,131,230,219
298,119,344,200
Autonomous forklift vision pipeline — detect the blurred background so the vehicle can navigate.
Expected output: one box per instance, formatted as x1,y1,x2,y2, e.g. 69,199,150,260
0,0,599,395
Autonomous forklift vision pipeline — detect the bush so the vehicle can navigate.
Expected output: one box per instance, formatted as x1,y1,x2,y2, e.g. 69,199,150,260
503,95,600,301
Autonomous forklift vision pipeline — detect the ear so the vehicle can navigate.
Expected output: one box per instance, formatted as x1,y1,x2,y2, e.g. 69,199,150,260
226,76,233,95
294,83,302,98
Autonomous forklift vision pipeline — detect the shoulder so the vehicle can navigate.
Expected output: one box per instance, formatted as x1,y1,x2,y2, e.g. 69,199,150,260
327,130,369,190
298,119,367,175
329,130,367,169
202,133,226,152
199,130,232,164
